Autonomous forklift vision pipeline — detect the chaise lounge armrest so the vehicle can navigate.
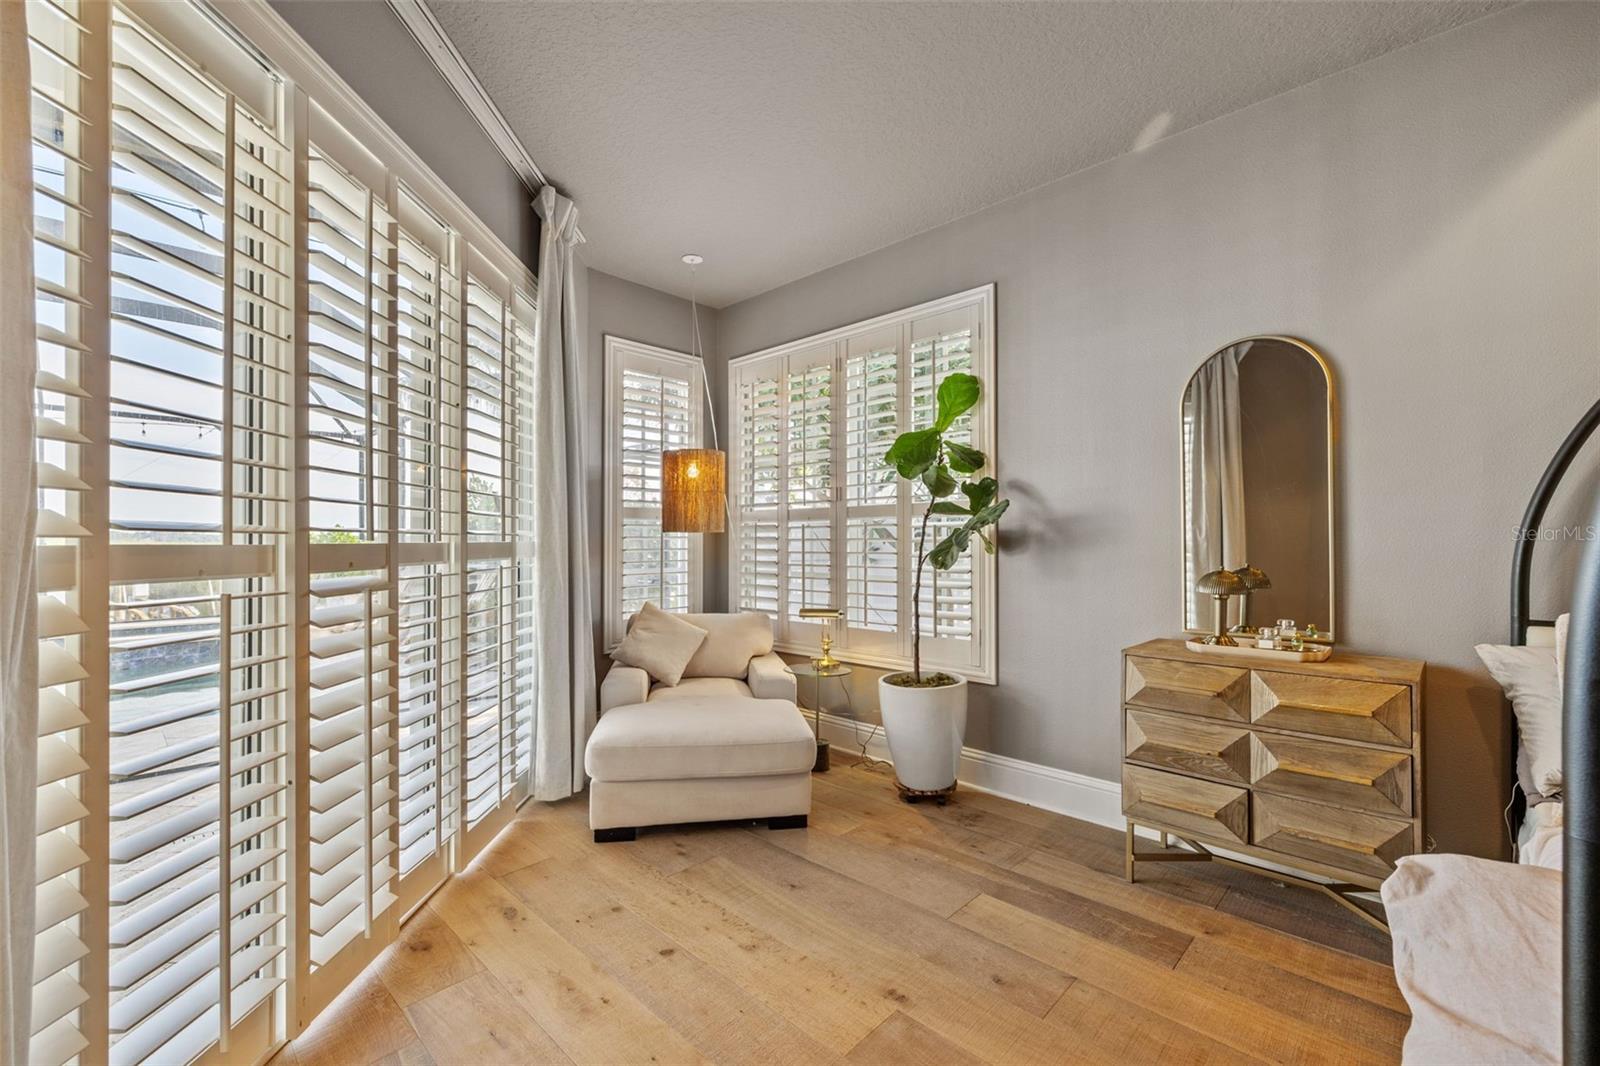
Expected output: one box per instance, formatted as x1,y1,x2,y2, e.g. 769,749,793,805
746,653,797,703
600,663,651,713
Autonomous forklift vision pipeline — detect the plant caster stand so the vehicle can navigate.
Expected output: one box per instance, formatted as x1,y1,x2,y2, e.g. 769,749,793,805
1123,821,1389,933
896,780,955,806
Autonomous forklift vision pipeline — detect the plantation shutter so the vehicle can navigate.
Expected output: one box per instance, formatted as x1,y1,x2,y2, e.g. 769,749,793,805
908,306,982,666
604,341,702,645
28,2,96,1062
732,363,782,617
457,270,523,861
101,6,293,1063
301,131,402,973
510,293,538,782
390,191,458,910
842,328,901,654
784,348,834,647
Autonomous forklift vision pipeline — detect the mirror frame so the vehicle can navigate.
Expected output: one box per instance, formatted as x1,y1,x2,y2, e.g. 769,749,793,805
1180,335,1338,642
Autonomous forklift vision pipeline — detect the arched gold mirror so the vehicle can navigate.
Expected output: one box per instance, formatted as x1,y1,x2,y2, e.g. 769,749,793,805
1181,336,1335,641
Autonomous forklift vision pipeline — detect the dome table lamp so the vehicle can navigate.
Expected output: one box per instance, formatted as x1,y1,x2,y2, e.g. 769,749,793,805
1228,565,1272,637
1196,569,1246,646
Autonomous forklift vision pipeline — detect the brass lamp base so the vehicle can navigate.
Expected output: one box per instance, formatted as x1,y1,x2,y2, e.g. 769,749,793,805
895,779,955,806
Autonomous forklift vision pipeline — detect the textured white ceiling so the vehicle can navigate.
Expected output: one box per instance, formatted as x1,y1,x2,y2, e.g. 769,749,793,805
427,1,1504,306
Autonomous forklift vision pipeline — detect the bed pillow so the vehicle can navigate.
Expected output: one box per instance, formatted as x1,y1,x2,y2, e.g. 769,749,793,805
613,603,708,687
1476,643,1562,799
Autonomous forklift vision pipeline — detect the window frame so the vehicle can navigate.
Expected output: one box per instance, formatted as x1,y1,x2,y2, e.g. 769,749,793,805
727,285,998,684
602,335,707,646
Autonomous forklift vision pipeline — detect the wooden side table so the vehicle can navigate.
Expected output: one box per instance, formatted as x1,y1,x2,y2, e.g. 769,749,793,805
785,663,852,772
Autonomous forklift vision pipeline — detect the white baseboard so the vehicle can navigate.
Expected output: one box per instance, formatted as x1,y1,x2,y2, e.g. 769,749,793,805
815,711,1124,830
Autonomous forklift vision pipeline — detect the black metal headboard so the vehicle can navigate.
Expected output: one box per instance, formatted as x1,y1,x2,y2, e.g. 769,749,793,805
1566,481,1600,1063
1507,397,1600,832
1507,395,1600,1066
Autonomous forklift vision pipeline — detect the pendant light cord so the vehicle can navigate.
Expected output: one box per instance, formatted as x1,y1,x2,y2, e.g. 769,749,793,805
688,264,721,450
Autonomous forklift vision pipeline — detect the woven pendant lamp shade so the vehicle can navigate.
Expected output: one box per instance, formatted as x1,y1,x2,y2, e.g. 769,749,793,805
661,448,726,532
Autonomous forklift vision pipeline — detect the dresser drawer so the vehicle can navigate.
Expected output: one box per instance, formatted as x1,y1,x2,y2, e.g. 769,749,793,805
1251,792,1413,881
1122,764,1248,846
1250,670,1412,746
1124,708,1252,785
1251,731,1412,817
1125,657,1250,723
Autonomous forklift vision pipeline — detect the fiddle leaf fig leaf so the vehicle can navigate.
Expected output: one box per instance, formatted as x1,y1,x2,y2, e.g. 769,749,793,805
928,501,970,517
945,441,986,474
965,499,1010,532
884,428,939,479
922,464,957,498
933,373,980,432
960,476,998,513
928,527,972,570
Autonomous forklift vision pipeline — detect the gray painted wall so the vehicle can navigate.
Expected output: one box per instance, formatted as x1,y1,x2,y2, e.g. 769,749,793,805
268,0,536,264
582,266,722,673
713,2,1600,858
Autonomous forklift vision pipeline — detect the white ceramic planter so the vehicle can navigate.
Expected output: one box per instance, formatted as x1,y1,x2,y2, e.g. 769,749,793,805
878,674,968,793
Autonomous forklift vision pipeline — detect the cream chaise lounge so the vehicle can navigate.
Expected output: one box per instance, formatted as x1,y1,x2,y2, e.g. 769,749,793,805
585,611,815,842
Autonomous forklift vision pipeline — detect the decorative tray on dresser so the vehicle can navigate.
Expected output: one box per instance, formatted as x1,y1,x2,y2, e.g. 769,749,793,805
1120,638,1425,930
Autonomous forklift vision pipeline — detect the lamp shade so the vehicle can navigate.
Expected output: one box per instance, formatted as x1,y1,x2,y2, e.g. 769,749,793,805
661,448,726,532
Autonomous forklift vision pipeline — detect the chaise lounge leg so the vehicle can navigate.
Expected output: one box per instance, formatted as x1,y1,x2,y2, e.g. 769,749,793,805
593,827,637,843
767,814,808,831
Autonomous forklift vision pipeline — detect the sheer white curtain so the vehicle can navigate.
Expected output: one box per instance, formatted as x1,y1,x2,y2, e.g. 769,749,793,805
1,1,40,1057
530,186,597,800
1183,342,1249,626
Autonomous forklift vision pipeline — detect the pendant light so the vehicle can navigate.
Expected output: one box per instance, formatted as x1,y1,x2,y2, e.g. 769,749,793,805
661,254,727,533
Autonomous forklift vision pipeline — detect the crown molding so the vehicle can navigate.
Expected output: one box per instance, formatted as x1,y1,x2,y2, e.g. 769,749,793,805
386,0,585,243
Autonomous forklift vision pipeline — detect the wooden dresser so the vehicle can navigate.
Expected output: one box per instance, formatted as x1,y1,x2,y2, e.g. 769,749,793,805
1121,639,1425,900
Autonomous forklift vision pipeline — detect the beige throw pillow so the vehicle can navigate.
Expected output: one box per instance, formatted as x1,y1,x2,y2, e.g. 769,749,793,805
613,603,708,687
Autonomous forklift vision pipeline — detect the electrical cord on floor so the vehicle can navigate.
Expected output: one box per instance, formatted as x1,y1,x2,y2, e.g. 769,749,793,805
834,679,892,773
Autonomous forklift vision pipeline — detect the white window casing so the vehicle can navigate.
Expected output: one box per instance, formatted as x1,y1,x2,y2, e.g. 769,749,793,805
728,286,998,684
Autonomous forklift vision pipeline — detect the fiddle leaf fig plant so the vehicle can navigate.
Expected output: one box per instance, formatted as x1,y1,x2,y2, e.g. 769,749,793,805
882,372,1009,683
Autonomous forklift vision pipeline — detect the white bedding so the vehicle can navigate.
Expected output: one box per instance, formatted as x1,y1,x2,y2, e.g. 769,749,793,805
1518,800,1564,870
1383,854,1561,1065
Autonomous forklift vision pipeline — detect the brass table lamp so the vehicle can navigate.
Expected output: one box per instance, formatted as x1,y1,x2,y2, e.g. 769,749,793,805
798,607,842,670
1196,569,1246,646
1228,565,1272,637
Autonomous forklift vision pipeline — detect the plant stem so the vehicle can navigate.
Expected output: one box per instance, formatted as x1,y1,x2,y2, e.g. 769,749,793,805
912,503,932,683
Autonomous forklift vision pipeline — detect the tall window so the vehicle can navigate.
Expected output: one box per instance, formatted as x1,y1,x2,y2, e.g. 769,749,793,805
728,287,997,682
603,337,704,645
20,2,541,1061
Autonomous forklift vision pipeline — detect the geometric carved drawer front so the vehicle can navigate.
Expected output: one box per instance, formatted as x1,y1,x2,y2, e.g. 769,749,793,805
1125,657,1250,723
1249,670,1412,746
1251,792,1414,882
1122,764,1249,846
1124,709,1253,785
1250,732,1412,817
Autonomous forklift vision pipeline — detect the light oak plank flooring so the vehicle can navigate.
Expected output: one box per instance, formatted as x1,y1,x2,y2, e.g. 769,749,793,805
272,756,1406,1066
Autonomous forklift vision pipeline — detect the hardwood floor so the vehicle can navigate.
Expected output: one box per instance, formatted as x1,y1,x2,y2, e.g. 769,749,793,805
271,756,1407,1066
